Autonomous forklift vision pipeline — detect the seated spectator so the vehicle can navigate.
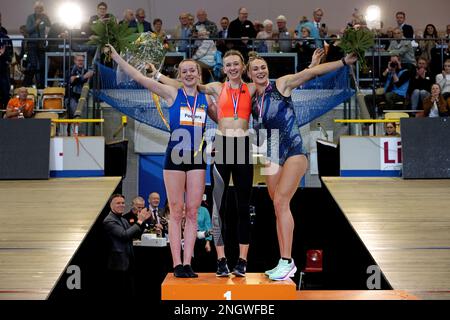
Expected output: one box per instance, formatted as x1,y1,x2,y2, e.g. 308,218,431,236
384,122,400,136
256,19,275,53
4,87,34,119
430,39,450,78
388,28,416,69
408,57,432,110
422,83,449,117
364,55,410,118
66,54,94,118
419,24,438,62
435,59,450,100
192,28,217,82
122,196,146,226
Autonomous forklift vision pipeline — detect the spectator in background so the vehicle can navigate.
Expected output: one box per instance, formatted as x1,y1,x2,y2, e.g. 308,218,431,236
217,17,230,54
192,9,218,38
0,12,8,34
256,19,274,53
67,54,94,118
295,26,316,71
324,34,344,62
422,83,449,117
187,13,195,28
0,34,11,108
275,15,292,53
120,9,135,28
25,1,51,89
103,194,151,297
430,39,450,78
122,196,146,226
89,2,116,25
408,57,432,110
174,13,191,53
295,13,322,48
419,24,438,62
197,199,212,253
228,7,257,59
384,122,400,136
312,8,328,38
4,87,34,119
192,28,217,83
395,11,414,39
446,25,450,40
253,20,264,34
134,8,153,33
364,55,410,118
146,192,166,237
153,18,167,42
435,59,450,100
388,28,416,69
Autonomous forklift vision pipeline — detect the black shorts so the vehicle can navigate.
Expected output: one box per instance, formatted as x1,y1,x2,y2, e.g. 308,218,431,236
164,147,207,172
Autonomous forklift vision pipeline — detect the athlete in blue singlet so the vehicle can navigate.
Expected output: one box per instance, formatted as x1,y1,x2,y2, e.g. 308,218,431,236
247,50,358,281
108,44,213,278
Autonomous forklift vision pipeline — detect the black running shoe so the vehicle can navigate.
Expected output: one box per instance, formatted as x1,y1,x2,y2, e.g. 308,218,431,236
183,264,199,278
174,264,188,278
216,257,230,277
232,258,247,277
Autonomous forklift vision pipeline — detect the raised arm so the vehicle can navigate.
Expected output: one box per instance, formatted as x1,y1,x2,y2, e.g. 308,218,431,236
197,82,223,100
146,62,181,88
106,45,177,104
277,53,357,96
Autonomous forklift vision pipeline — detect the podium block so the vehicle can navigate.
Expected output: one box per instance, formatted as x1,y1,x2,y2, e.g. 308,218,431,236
162,273,297,300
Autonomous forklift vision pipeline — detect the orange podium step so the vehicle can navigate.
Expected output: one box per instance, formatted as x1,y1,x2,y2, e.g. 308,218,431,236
162,273,297,300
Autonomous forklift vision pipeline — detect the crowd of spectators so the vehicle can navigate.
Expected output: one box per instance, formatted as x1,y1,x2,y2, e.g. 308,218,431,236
1,1,449,118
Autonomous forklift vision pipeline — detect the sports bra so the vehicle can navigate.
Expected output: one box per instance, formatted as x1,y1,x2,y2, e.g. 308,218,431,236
217,82,252,121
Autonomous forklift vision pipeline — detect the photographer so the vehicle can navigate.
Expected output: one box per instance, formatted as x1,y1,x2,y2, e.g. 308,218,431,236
67,54,94,118
364,55,410,118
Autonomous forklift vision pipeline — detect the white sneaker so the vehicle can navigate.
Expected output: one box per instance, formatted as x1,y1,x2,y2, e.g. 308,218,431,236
269,259,297,281
264,258,283,276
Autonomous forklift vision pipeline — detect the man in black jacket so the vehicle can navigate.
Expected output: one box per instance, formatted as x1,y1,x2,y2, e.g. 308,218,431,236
395,11,414,39
227,7,256,59
103,194,151,296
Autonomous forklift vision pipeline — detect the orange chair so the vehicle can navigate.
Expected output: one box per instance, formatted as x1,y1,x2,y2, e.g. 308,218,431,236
42,87,65,110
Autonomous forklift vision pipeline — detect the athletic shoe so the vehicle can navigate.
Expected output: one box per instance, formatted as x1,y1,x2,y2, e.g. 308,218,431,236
183,264,199,278
264,258,283,276
232,258,247,277
269,259,297,281
173,264,188,278
216,257,230,277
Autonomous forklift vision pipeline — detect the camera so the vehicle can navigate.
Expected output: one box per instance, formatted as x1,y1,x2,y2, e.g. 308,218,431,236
389,61,398,69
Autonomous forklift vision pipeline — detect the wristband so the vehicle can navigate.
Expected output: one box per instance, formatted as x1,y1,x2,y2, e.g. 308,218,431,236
341,57,347,66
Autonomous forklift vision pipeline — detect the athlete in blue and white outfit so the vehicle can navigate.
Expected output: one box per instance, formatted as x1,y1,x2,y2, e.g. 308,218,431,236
248,49,357,280
108,44,214,279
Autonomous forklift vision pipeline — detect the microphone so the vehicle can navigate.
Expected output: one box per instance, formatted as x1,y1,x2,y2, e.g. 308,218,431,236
317,122,329,141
